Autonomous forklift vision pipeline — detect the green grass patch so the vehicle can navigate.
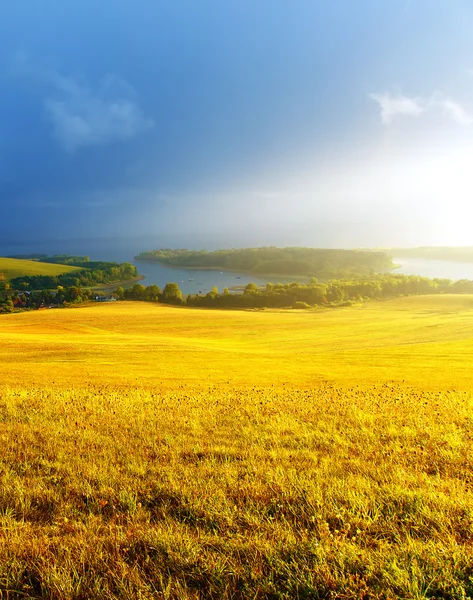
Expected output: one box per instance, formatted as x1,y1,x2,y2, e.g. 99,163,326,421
0,257,81,282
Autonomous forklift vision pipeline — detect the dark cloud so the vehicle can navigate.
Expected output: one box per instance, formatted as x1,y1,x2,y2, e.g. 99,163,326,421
43,72,154,152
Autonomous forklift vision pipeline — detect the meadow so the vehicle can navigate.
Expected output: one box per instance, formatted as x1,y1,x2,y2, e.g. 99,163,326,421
0,297,473,598
0,257,80,282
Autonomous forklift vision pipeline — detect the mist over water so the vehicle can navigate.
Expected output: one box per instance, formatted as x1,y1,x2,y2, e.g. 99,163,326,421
393,258,473,281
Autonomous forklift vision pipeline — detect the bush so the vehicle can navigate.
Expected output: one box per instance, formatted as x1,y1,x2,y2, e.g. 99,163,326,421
293,301,311,309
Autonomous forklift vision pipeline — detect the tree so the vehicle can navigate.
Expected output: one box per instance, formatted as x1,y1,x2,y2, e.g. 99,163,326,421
145,285,161,302
0,282,11,300
128,284,146,299
114,286,125,299
0,299,14,313
162,282,183,304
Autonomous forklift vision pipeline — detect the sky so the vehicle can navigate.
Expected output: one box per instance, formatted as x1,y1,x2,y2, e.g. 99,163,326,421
1,0,473,250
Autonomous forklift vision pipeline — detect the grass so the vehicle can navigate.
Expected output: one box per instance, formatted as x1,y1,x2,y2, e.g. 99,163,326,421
1,295,473,389
0,257,81,281
0,296,473,598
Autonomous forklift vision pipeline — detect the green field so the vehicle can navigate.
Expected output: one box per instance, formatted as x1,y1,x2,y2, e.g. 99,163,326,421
0,257,81,281
0,296,472,598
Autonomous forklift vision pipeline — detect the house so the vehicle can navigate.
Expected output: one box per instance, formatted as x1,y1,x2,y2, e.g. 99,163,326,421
94,295,118,302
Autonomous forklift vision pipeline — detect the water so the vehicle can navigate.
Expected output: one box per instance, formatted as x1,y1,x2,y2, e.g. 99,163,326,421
134,261,302,294
393,257,473,280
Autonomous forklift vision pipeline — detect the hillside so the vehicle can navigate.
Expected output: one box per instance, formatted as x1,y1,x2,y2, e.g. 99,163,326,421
1,295,472,389
0,256,81,281
1,297,473,598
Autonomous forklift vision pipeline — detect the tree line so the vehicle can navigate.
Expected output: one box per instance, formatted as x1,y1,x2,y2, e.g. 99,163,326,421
3,273,473,315
7,254,91,264
0,285,95,313
185,274,473,308
9,261,138,290
117,274,473,308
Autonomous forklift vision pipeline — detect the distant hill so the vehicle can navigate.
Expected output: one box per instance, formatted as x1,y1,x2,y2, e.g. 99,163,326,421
388,246,473,263
0,257,82,282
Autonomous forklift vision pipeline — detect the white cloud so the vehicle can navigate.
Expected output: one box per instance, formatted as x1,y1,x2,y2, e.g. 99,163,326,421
430,95,473,126
44,73,155,152
369,92,425,124
370,90,473,127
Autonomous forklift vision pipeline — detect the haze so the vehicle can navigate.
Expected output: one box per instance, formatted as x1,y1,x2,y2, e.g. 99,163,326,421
1,1,473,249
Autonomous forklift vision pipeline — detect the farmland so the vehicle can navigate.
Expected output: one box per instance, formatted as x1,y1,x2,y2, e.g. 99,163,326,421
1,295,472,389
0,296,473,598
0,257,81,281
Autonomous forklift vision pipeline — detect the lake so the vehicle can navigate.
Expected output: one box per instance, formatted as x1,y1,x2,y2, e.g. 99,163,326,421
392,257,473,280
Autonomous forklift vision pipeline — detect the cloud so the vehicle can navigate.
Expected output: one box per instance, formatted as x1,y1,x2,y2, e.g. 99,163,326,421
44,72,155,152
430,95,473,126
370,90,473,127
369,92,425,124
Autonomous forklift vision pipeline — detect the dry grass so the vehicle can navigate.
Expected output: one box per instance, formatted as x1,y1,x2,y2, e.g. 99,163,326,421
0,296,473,598
0,295,472,389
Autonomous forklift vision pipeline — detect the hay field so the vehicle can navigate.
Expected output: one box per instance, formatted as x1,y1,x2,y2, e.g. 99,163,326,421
1,295,473,389
1,296,473,598
0,257,81,281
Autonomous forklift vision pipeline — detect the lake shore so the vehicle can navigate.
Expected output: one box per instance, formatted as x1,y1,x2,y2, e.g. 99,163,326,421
89,275,145,293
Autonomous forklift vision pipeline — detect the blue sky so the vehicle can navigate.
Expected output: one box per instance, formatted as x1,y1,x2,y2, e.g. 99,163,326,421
1,1,473,248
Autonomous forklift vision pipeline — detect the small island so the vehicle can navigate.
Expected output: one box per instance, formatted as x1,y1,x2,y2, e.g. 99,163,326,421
135,247,394,279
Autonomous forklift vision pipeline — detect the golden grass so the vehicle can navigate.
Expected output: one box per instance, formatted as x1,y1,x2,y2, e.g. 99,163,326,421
0,257,81,281
1,296,473,598
1,295,473,389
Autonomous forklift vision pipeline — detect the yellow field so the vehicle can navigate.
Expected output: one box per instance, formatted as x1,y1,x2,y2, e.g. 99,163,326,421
1,295,473,389
0,257,81,281
1,296,473,598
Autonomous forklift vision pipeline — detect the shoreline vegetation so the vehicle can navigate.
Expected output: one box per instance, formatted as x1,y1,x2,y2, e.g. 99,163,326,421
135,247,394,279
4,270,473,314
90,274,145,292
